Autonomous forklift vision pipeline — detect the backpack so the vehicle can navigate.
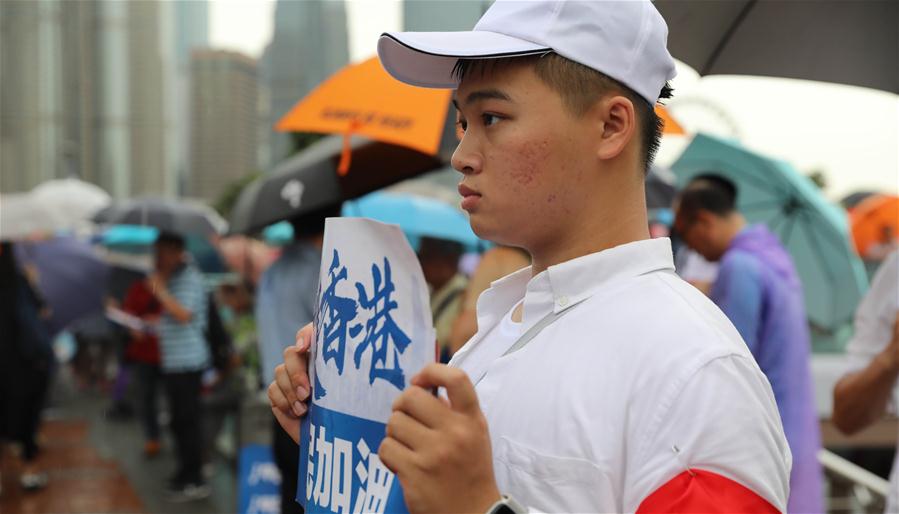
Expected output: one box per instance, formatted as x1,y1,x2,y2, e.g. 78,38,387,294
204,292,233,372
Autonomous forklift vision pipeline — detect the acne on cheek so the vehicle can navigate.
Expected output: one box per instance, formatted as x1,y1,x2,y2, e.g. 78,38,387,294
508,138,551,186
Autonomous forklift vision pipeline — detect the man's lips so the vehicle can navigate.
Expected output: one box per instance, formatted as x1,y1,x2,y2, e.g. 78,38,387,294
458,184,481,198
458,184,482,211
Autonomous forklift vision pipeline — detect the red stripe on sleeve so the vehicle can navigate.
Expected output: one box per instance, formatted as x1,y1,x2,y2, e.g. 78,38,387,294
636,469,780,514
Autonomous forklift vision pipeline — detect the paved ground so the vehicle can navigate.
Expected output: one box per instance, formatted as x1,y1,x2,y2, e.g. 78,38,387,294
1,366,256,514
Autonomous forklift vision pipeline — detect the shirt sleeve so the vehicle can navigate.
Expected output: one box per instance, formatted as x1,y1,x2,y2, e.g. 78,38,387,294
710,253,764,354
628,355,791,513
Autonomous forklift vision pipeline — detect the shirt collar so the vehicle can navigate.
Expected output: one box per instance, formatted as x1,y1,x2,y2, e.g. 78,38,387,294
475,238,676,332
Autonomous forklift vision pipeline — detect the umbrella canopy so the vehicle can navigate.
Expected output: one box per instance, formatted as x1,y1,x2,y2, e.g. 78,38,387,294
96,197,221,238
671,133,868,332
850,194,899,258
342,191,481,251
229,133,457,235
31,178,111,230
0,193,67,240
656,0,899,93
645,165,678,211
15,237,110,335
277,56,454,160
840,190,879,210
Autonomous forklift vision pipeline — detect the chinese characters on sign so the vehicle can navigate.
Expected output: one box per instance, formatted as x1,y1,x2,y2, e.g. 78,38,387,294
318,250,412,391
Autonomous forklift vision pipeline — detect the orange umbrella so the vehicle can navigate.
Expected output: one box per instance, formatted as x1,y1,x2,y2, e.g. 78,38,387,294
850,194,899,257
656,105,685,135
276,57,452,175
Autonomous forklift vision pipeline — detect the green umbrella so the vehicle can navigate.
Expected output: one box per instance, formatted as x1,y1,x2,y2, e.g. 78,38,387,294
671,133,868,334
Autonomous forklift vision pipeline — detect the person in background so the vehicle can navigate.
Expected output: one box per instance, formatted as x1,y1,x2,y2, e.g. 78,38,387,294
0,241,54,491
147,232,211,502
417,237,468,362
120,277,163,458
256,204,339,514
832,249,899,512
447,246,530,355
674,174,823,513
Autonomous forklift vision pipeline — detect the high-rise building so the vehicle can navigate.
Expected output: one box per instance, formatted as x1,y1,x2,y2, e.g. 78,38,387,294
403,0,489,31
1,0,191,198
190,50,258,202
0,0,65,192
266,0,350,166
172,0,209,195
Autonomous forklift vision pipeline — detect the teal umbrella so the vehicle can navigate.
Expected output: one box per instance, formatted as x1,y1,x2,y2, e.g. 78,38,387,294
342,191,484,252
671,133,868,333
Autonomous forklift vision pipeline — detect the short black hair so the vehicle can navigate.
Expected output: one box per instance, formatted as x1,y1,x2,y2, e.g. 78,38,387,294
418,237,465,261
677,174,739,222
289,202,342,240
155,231,186,249
452,53,674,174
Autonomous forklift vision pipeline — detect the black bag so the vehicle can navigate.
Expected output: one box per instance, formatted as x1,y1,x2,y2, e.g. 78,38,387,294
204,293,233,372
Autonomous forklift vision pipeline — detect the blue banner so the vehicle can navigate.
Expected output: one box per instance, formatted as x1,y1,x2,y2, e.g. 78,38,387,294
298,405,406,513
238,444,282,514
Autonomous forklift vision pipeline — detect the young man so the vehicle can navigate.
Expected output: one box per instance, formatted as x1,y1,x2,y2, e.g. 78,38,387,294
270,1,791,512
147,232,211,501
673,175,823,513
833,250,899,512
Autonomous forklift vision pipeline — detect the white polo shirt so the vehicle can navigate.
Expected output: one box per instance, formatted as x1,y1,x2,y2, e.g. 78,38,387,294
845,250,899,513
450,238,791,513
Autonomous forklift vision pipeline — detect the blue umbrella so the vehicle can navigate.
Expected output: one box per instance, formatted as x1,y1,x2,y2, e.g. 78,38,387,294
671,133,868,334
16,237,109,335
342,192,483,251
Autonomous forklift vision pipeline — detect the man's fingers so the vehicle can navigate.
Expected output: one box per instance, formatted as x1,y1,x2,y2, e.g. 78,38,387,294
385,410,432,451
274,364,305,416
392,385,449,428
411,363,479,415
295,323,314,352
283,346,310,401
378,436,416,478
272,406,301,445
267,380,294,414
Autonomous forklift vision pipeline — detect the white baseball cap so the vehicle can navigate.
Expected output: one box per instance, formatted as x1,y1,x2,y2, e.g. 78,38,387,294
378,0,677,105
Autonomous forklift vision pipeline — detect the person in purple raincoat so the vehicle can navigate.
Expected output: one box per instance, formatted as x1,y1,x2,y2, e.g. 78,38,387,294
674,174,824,514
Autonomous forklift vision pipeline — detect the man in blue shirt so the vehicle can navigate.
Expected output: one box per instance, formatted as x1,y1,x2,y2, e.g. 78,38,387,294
674,174,823,513
147,232,210,501
256,204,339,514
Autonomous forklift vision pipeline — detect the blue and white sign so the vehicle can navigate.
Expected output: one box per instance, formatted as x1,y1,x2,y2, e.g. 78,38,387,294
298,218,435,513
238,444,282,514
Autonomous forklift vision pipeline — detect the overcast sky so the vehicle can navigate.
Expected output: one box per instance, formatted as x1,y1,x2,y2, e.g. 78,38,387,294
209,0,898,201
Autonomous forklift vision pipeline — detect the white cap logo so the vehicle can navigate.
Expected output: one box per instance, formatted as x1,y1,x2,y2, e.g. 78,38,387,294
281,179,305,209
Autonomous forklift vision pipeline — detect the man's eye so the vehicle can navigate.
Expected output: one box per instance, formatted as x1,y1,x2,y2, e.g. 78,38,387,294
457,119,468,132
482,113,500,126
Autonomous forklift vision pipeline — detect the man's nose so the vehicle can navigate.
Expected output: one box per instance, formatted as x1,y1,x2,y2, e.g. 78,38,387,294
451,134,482,176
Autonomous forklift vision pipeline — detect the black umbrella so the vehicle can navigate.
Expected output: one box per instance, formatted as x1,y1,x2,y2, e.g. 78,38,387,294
229,129,458,235
95,197,222,238
645,166,677,211
840,191,878,210
656,0,899,94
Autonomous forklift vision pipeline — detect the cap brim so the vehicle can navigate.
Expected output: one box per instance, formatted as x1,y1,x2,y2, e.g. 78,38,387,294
378,31,550,89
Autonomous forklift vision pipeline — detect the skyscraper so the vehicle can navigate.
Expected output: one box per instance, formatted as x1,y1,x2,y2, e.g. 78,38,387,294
1,0,195,198
265,0,350,166
403,0,489,31
189,50,258,202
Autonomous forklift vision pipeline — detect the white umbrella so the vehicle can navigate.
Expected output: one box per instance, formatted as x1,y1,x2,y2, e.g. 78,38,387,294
0,193,67,240
31,178,111,231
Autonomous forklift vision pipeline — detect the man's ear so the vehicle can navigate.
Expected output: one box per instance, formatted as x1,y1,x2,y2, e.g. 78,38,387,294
596,95,637,162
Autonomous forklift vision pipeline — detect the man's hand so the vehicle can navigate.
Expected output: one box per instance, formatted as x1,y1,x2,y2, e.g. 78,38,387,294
379,363,500,514
881,312,899,372
268,323,313,444
145,273,167,297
